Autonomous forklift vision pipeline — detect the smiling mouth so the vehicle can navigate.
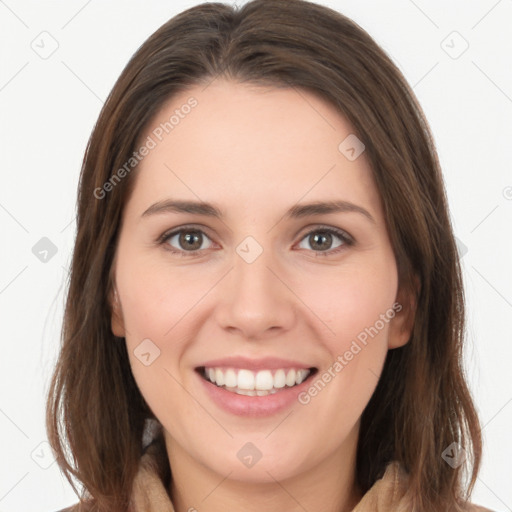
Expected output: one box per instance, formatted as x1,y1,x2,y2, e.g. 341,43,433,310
196,366,318,396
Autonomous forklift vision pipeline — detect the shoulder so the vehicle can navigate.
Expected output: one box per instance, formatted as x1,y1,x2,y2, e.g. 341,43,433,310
383,461,495,512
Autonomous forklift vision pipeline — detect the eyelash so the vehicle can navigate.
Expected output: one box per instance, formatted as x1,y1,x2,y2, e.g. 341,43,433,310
157,224,354,258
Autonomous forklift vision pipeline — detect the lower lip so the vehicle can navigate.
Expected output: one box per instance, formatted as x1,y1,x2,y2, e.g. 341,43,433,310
196,370,315,417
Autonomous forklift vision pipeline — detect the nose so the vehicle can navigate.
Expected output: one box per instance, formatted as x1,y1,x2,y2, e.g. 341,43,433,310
214,244,297,340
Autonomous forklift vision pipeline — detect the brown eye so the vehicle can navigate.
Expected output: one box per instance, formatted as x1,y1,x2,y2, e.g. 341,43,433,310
297,227,353,255
309,232,335,251
161,228,213,254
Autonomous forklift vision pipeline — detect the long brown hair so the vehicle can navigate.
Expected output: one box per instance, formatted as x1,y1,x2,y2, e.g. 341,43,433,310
46,1,482,510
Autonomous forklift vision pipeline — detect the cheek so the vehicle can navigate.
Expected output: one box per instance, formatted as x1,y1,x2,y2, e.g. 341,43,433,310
116,250,212,340
299,256,397,401
115,254,217,406
296,278,393,448
117,262,201,427
303,257,398,346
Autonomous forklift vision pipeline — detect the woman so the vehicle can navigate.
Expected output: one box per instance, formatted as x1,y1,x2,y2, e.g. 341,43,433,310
46,1,493,511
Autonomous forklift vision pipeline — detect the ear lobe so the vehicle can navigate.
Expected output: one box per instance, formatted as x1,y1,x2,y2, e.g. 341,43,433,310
109,285,126,338
387,274,420,350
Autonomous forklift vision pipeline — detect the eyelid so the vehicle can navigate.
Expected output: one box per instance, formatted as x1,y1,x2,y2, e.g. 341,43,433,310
157,223,215,243
295,224,354,244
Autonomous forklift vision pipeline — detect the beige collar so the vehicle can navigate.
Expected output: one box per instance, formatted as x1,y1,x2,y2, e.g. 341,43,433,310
129,433,490,512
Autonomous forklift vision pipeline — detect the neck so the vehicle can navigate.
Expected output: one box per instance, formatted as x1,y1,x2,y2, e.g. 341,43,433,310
164,423,362,512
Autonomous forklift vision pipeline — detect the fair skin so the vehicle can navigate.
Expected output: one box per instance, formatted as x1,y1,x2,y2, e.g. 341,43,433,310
110,79,416,512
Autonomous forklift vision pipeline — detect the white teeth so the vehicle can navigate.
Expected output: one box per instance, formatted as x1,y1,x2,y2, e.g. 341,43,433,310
273,369,286,388
237,369,255,390
226,386,279,396
203,366,311,393
255,370,273,390
235,388,256,396
296,369,309,385
215,368,225,386
224,368,237,388
285,369,296,387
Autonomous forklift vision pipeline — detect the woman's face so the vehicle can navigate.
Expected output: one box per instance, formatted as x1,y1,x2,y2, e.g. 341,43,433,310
110,79,414,483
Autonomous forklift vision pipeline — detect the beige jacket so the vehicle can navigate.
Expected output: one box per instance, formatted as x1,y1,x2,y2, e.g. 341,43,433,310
60,434,493,512
126,437,494,512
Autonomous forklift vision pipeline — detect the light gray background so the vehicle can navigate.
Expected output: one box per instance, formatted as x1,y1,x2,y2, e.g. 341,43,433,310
1,1,511,511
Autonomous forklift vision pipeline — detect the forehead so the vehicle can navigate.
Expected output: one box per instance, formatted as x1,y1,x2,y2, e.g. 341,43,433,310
126,79,382,223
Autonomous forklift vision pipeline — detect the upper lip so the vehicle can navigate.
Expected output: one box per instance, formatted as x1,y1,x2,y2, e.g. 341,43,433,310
196,356,316,372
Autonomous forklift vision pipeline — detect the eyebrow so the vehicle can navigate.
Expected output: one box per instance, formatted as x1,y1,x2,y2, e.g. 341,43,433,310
141,199,376,224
